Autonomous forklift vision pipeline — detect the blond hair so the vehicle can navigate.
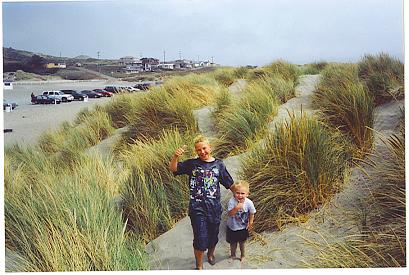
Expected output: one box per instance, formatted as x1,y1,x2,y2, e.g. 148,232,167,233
193,134,210,145
231,180,250,193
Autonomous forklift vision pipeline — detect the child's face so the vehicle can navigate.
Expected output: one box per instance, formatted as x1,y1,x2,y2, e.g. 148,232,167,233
194,141,212,161
234,186,249,203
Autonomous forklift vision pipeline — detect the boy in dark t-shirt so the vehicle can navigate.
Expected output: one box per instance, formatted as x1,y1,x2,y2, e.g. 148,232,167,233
169,135,234,270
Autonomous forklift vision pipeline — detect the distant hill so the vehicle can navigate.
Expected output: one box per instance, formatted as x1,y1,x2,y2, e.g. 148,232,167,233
74,55,92,60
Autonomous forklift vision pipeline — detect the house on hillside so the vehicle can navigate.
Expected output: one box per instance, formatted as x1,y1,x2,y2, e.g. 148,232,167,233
123,64,143,74
45,63,66,69
119,56,141,66
174,59,193,69
158,62,175,70
141,57,160,71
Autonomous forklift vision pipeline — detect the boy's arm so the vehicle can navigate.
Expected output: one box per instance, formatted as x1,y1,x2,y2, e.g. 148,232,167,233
169,155,179,172
169,146,186,172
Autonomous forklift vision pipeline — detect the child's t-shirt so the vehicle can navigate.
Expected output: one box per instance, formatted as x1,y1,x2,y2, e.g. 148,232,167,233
226,197,256,231
174,157,234,223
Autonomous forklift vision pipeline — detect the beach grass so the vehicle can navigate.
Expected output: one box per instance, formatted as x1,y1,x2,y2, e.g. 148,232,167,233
118,130,192,241
38,108,115,155
300,61,328,75
312,63,374,157
240,113,351,232
103,92,145,128
4,147,148,271
248,60,300,84
304,128,405,268
358,53,404,105
212,79,279,157
212,69,296,158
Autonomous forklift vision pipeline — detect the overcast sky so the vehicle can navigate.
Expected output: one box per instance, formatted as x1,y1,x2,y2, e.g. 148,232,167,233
1,0,404,66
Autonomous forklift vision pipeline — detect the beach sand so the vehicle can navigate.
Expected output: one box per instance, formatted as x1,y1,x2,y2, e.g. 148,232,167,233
2,80,139,147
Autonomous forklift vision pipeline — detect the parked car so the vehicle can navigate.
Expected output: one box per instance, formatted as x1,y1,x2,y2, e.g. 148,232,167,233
125,87,140,93
93,89,113,97
42,91,74,102
3,99,18,110
32,95,62,104
60,89,88,101
104,86,127,93
134,83,151,90
80,90,102,98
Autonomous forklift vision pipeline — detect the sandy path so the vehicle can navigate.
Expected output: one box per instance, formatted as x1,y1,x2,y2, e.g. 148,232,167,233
146,75,320,269
145,75,404,270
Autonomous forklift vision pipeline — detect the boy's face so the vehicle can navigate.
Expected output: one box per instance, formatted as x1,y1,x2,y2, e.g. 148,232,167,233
194,141,212,161
234,186,249,203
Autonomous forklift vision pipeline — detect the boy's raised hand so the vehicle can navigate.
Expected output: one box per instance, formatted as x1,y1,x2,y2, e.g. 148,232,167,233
174,145,188,157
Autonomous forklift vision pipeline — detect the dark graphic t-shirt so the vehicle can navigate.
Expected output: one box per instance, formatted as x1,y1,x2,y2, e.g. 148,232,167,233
174,158,234,223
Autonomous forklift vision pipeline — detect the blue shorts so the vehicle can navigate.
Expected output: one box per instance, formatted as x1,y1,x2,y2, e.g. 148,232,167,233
190,214,220,251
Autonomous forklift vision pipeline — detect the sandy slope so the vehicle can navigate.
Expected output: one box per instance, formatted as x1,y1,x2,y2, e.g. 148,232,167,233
145,75,404,270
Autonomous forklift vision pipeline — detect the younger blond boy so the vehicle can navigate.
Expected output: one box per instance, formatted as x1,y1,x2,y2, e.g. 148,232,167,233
226,180,256,262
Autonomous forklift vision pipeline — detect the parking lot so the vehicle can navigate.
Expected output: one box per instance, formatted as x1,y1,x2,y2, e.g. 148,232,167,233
3,79,145,146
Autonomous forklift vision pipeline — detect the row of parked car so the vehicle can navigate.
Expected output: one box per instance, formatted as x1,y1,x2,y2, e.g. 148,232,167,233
31,85,142,105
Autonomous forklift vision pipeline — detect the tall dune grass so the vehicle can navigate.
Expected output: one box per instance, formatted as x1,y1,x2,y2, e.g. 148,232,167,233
300,61,328,75
305,128,405,267
358,53,404,105
103,93,144,128
119,130,192,241
212,71,295,157
312,64,374,156
118,86,198,148
38,108,115,155
240,113,351,232
4,147,148,271
248,60,300,84
211,67,237,86
213,79,279,157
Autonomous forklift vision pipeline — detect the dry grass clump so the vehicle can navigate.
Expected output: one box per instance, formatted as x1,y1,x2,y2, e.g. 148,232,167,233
305,128,405,268
119,130,192,242
103,93,144,128
162,73,220,108
240,113,351,232
248,60,300,84
211,67,237,86
212,80,279,158
38,108,115,155
118,86,197,147
300,61,328,75
312,63,374,156
4,147,148,271
358,53,404,105
212,69,296,158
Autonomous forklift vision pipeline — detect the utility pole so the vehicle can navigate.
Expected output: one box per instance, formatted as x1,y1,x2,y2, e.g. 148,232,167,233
163,50,166,64
97,51,100,72
179,50,182,60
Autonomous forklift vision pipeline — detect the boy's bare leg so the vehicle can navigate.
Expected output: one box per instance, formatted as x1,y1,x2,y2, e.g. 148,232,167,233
194,249,204,269
239,241,246,261
207,245,216,265
229,242,238,262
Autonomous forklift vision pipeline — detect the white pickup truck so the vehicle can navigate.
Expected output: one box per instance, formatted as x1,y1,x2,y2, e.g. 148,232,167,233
42,91,74,102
